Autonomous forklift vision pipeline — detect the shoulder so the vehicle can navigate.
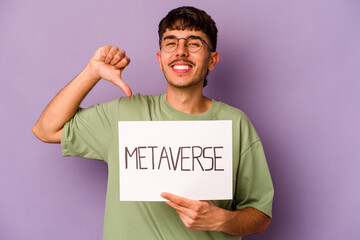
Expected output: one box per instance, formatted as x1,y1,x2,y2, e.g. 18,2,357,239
213,100,261,143
214,100,249,121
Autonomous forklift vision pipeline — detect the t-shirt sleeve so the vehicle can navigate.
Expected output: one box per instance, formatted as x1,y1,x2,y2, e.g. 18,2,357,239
234,117,274,218
61,99,119,162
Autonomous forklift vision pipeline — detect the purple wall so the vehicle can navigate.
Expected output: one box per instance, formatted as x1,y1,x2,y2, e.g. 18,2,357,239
1,0,359,239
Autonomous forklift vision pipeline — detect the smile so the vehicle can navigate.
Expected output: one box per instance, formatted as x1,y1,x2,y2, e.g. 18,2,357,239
173,65,190,70
170,61,193,73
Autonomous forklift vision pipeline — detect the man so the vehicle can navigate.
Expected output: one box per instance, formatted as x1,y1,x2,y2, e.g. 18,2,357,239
33,6,274,239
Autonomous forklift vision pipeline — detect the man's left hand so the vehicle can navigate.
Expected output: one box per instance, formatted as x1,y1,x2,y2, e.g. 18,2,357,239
161,192,227,232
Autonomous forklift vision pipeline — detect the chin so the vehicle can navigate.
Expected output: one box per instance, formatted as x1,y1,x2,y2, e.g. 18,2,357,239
167,80,203,89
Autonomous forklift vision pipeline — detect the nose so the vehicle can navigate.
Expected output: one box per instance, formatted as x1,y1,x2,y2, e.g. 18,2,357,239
175,39,189,56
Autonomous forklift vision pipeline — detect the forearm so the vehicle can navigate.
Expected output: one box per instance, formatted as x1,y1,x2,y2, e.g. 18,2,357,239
217,207,271,236
33,64,100,142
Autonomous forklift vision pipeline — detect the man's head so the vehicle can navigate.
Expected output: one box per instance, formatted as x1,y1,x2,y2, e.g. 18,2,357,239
158,6,218,53
158,6,218,87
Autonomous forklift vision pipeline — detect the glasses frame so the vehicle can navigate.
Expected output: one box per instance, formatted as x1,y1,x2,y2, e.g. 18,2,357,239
160,36,214,53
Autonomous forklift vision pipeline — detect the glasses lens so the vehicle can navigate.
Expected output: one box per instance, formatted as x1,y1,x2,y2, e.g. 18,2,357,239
162,38,177,52
162,37,204,53
186,37,202,52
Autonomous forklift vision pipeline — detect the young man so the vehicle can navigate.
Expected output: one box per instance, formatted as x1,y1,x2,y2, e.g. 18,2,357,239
33,6,274,239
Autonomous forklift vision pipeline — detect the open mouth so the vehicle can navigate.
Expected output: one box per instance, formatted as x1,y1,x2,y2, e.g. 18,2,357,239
170,61,194,73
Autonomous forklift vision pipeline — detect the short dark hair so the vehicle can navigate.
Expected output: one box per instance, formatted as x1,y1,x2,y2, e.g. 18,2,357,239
158,6,218,87
158,6,218,51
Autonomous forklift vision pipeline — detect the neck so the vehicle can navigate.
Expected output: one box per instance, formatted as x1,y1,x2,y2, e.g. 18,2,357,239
166,84,212,114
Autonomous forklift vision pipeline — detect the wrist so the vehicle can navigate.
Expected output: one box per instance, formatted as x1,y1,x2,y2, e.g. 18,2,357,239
208,205,232,232
216,208,237,233
83,63,102,83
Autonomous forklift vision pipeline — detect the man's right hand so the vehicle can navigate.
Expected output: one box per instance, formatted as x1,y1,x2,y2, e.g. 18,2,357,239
33,45,133,143
88,45,132,97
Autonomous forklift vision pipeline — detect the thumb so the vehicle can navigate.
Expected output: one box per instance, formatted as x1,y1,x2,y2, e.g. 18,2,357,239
113,76,132,97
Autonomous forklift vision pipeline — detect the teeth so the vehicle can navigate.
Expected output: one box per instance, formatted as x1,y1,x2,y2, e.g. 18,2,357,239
173,65,190,70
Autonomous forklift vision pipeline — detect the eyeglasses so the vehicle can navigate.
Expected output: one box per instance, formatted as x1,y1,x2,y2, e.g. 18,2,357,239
160,36,213,53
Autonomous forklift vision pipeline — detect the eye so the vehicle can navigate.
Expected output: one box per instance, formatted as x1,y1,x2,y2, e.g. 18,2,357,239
187,38,202,48
188,42,200,47
163,39,177,46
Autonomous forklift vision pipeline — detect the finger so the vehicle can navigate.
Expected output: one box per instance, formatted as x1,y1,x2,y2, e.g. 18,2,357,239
112,77,132,97
164,199,183,210
161,192,195,209
178,213,206,231
105,46,119,64
114,56,131,69
110,49,125,65
165,201,199,220
93,45,111,62
178,213,206,230
178,213,195,227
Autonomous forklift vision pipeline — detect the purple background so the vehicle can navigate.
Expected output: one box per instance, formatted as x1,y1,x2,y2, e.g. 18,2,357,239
1,0,359,239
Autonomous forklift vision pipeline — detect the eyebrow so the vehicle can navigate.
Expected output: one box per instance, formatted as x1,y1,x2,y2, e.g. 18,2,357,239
163,35,202,40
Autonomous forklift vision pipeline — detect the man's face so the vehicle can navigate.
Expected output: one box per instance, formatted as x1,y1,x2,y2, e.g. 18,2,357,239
157,29,219,89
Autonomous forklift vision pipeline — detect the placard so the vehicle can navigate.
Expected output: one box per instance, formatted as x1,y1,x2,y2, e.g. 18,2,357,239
118,120,232,201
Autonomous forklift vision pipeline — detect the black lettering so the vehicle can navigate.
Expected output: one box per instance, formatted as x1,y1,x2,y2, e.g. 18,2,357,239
214,146,224,171
125,147,137,169
147,146,158,170
125,145,224,172
137,146,147,170
158,147,171,170
169,147,180,171
202,147,214,171
181,147,191,171
192,146,204,171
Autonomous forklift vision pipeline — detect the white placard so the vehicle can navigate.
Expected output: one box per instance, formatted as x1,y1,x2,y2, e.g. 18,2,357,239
118,120,232,201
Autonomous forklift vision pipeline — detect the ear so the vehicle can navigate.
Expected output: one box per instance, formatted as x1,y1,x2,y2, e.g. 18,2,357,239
208,51,219,71
156,52,163,70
